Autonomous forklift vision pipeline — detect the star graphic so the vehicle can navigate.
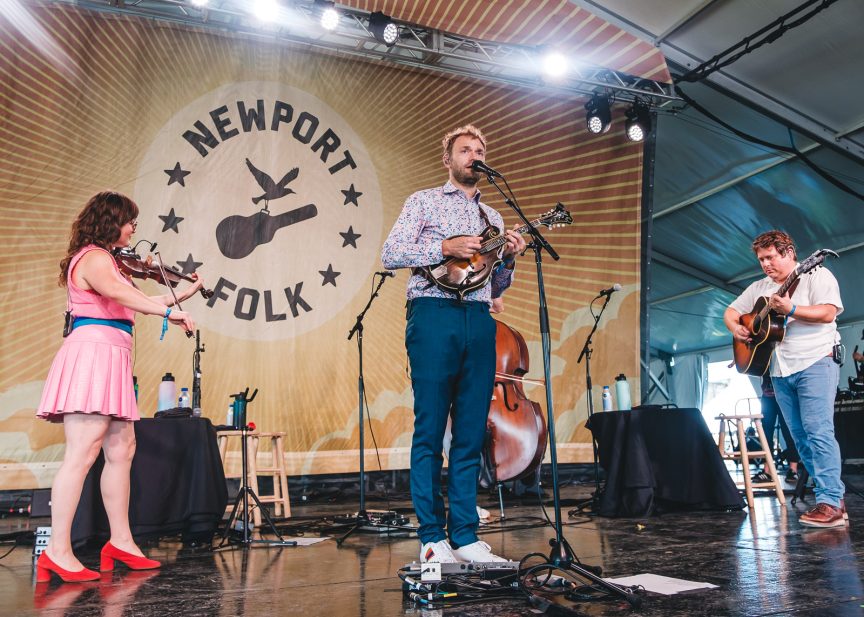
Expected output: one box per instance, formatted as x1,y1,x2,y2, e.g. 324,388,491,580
341,184,363,207
319,264,341,286
339,226,361,248
159,208,185,233
176,253,203,275
164,162,191,187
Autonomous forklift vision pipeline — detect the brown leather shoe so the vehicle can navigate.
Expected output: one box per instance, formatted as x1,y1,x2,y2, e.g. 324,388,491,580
800,503,845,528
840,499,849,522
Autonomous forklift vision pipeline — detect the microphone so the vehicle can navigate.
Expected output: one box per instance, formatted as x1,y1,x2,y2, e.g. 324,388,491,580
377,270,394,278
599,283,622,297
470,160,503,178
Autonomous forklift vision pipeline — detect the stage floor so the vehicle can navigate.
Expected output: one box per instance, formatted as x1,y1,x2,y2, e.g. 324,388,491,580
4,479,864,616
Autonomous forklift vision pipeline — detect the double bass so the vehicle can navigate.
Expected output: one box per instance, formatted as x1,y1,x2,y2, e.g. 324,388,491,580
484,320,548,483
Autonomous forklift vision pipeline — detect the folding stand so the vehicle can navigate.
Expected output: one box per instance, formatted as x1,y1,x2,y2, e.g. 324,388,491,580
219,388,296,548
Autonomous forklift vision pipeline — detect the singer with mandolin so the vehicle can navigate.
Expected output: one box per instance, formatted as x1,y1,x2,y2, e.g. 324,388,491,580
381,125,526,565
723,230,846,528
34,191,199,583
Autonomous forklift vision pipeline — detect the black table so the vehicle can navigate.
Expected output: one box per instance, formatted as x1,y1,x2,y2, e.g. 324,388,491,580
585,408,743,517
72,417,228,547
835,410,864,459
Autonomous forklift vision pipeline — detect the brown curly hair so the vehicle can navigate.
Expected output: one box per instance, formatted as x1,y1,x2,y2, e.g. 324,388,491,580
441,124,487,157
59,191,138,286
751,230,796,259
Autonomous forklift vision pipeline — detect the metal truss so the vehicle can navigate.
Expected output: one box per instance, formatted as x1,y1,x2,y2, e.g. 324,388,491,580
50,0,679,104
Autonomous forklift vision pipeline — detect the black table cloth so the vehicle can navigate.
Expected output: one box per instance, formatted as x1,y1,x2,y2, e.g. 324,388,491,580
72,417,228,547
585,408,743,517
835,411,864,460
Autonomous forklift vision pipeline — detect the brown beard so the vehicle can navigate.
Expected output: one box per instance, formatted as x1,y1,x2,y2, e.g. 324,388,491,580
451,167,480,186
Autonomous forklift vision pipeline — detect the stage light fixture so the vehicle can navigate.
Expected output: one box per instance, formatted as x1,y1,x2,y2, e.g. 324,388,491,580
584,93,611,134
369,11,398,46
541,51,568,79
253,0,280,23
315,1,339,30
624,100,652,142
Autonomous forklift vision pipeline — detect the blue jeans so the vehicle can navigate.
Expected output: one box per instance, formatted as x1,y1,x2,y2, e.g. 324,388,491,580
405,298,496,547
772,357,843,507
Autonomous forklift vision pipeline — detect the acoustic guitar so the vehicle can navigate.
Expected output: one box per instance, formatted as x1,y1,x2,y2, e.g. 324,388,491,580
418,203,572,300
733,248,838,376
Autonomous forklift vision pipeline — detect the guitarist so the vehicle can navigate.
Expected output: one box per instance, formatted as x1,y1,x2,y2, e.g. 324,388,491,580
723,230,846,528
381,125,525,564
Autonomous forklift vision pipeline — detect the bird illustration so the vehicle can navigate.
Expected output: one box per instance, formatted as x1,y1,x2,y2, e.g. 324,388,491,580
245,158,300,205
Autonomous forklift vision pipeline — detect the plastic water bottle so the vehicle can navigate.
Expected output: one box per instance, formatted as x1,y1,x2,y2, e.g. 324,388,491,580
226,405,234,426
615,374,631,410
157,373,176,411
178,387,190,409
601,386,613,411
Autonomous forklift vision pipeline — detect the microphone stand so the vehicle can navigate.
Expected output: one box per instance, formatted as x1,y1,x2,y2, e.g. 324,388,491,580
338,273,415,545
483,172,640,608
569,292,615,515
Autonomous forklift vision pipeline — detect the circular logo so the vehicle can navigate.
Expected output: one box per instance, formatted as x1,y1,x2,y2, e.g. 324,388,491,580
134,82,382,341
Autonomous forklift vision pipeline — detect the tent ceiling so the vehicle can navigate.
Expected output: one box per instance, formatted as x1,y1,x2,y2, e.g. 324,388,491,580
576,0,864,356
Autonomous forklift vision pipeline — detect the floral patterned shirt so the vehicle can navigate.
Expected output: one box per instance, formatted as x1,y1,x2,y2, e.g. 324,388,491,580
381,181,515,304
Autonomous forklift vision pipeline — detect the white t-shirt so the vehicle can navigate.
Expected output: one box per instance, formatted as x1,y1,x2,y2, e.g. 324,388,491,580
729,265,843,377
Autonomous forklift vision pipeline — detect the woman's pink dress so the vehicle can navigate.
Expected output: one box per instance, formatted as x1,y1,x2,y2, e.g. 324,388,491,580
37,245,139,423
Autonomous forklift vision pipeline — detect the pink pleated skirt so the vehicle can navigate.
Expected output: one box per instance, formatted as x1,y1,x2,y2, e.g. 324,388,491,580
37,324,139,423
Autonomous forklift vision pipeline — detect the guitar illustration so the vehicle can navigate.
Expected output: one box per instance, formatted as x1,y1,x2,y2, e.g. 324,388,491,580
216,158,317,259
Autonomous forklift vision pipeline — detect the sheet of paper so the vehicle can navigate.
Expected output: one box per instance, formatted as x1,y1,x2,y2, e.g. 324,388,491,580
282,536,330,546
604,573,718,595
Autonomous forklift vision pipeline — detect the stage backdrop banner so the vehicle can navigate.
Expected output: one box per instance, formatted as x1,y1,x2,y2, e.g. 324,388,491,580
0,3,653,489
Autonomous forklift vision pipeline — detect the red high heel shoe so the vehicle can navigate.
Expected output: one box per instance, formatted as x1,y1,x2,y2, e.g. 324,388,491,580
35,551,100,583
100,542,161,572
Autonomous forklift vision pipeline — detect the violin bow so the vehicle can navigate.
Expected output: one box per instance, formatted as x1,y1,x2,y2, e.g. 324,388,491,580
152,251,193,338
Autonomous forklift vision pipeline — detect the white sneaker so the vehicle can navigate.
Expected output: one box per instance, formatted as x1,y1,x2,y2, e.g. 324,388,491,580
420,540,459,564
452,540,508,563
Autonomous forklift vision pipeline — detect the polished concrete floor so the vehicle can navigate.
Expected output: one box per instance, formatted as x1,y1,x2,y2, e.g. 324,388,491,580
3,475,864,617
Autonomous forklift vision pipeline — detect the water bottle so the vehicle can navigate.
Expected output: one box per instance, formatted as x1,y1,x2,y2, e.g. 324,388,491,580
615,374,631,410
226,405,234,426
157,373,176,411
178,387,190,409
601,386,613,411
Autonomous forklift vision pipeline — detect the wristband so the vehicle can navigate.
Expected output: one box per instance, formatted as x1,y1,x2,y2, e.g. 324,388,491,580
788,304,797,317
160,307,172,341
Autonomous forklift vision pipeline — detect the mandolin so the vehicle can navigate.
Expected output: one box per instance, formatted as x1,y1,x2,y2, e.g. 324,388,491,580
418,203,572,300
733,248,838,376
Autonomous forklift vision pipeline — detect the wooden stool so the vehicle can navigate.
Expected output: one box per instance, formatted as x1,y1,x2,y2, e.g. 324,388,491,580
217,430,262,527
249,432,291,519
716,412,786,509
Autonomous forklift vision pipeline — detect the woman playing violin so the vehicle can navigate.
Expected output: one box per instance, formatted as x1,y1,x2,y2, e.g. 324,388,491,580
35,191,201,583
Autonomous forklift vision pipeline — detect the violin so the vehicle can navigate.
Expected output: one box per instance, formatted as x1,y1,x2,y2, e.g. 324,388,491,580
484,321,548,484
113,248,214,299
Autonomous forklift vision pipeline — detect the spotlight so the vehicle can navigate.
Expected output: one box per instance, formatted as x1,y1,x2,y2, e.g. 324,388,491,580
541,51,568,79
315,1,339,30
253,0,280,22
625,100,652,142
190,0,208,6
369,11,398,46
584,93,611,134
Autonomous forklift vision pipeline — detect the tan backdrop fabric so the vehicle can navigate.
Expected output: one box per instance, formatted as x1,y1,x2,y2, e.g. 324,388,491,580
0,5,645,489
